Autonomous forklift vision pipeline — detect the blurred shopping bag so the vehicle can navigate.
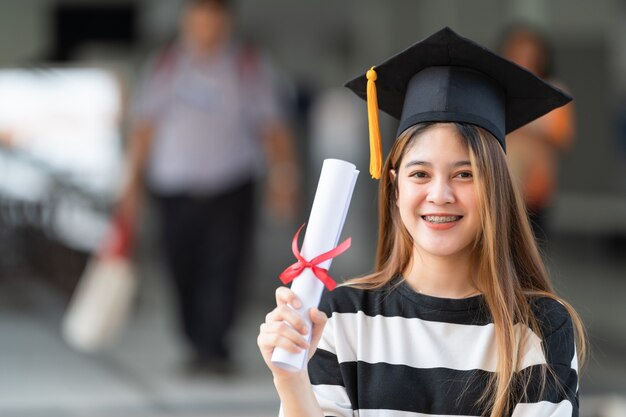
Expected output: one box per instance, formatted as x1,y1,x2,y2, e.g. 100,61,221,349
62,213,137,352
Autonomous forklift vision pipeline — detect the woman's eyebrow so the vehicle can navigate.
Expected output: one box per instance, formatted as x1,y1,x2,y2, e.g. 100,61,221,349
453,160,472,167
404,160,471,168
404,160,431,168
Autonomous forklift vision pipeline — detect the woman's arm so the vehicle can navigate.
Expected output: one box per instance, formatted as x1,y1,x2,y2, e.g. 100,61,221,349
258,287,327,417
512,302,579,416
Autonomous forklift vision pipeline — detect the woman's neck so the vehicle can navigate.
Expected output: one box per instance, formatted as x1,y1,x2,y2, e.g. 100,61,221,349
403,248,479,299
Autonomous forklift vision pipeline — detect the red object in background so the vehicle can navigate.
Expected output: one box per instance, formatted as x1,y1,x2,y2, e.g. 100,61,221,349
62,212,138,352
99,213,134,259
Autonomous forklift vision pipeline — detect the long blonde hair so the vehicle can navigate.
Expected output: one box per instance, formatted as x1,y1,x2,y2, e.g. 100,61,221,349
348,122,586,416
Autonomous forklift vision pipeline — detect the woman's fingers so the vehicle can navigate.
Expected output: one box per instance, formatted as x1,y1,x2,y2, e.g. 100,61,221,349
258,321,309,353
275,286,302,309
308,308,328,357
261,288,329,360
265,304,309,335
258,293,311,359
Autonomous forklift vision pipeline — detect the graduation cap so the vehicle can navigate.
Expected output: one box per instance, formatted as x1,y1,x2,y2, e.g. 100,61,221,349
345,27,572,179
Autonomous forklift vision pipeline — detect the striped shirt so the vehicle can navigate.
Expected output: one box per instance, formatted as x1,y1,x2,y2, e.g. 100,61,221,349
306,277,579,417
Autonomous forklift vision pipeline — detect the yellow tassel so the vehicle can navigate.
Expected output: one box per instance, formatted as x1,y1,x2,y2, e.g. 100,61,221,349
366,67,382,179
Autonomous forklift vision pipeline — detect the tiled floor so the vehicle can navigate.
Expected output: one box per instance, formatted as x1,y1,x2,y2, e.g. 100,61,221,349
0,216,625,417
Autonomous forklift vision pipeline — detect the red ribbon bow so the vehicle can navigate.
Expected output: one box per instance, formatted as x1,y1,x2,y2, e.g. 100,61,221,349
279,224,352,291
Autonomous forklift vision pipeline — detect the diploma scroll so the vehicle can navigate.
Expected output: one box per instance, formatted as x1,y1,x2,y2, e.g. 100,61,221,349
271,158,359,372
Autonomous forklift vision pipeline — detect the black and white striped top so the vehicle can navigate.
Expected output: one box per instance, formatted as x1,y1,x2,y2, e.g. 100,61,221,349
306,277,578,417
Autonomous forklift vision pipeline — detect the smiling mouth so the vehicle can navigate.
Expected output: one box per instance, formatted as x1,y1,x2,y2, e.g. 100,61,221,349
422,215,462,224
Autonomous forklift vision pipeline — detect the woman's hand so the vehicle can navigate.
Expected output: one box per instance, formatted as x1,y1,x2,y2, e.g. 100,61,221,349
257,286,328,379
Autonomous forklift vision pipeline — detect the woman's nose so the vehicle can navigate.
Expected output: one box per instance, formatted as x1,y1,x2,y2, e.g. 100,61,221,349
426,178,455,205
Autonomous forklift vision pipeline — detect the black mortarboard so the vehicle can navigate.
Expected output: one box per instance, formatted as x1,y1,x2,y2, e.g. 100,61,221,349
344,27,572,179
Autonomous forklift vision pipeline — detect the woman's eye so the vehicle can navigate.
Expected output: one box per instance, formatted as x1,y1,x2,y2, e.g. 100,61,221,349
456,171,473,179
411,171,428,178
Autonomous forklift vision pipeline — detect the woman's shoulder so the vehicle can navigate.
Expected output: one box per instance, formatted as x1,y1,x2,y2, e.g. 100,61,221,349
318,282,394,316
528,296,573,338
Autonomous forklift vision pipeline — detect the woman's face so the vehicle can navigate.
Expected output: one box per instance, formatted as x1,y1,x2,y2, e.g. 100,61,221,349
393,124,481,260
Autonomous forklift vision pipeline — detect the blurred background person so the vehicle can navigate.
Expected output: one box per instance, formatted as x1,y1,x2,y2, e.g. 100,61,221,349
118,0,298,375
499,23,576,243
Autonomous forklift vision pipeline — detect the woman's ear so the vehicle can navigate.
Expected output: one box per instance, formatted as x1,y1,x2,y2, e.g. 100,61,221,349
389,169,399,203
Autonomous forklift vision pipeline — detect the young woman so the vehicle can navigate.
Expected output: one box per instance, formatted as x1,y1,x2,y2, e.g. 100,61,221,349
258,27,585,417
